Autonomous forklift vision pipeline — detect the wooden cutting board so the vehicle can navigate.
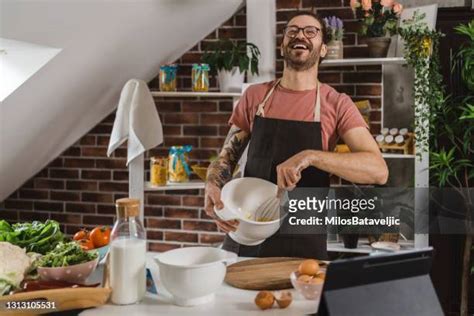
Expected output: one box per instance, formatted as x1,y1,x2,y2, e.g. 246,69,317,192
225,257,327,290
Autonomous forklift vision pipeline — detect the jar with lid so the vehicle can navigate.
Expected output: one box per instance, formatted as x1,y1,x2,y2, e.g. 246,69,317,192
192,63,210,92
159,64,178,91
150,157,168,186
109,198,147,305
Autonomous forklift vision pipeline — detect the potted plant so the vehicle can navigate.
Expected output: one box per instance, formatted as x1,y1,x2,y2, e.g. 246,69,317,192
202,39,260,92
324,16,344,59
350,0,403,57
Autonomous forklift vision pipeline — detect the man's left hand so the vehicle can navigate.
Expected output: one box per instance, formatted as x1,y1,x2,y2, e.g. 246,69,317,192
276,150,315,190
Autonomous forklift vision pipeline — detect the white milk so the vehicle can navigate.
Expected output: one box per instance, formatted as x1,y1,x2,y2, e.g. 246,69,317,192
109,238,146,305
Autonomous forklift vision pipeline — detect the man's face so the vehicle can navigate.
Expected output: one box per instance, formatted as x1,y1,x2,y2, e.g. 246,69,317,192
281,15,327,71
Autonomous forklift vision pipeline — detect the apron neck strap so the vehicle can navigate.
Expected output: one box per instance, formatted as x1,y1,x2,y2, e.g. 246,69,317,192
256,79,321,122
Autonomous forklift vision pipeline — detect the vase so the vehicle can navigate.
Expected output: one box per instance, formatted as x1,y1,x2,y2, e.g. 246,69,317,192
366,37,392,58
326,40,343,59
217,67,245,93
342,233,359,249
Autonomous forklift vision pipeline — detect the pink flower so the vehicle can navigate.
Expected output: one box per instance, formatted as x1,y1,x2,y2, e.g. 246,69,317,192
350,0,360,9
361,0,372,11
380,0,394,7
393,2,403,15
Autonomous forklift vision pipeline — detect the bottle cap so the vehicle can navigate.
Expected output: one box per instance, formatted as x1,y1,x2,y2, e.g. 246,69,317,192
116,198,140,218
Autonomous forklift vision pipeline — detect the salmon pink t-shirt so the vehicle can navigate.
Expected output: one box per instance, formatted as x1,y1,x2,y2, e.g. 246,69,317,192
229,81,368,151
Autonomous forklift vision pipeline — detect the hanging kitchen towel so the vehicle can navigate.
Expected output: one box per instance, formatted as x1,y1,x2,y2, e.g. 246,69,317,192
107,79,163,165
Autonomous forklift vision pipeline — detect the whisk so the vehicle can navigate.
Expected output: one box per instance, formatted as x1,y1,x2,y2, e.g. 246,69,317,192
253,189,285,222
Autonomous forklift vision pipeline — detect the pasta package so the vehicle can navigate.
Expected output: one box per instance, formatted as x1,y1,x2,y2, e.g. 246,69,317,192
168,145,192,182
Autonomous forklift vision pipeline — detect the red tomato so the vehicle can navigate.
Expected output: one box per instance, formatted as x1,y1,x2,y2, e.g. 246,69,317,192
89,226,111,248
77,238,94,250
73,229,89,241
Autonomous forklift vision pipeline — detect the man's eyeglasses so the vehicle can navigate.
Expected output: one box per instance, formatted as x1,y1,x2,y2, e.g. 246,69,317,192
284,25,321,39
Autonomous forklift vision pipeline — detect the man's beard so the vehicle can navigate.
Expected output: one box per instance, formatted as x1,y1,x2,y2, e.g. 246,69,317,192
282,40,320,71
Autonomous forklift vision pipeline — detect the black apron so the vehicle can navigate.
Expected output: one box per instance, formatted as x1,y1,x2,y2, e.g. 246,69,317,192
222,79,329,259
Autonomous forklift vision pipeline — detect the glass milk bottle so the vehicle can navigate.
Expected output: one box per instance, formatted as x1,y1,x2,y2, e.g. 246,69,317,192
110,198,147,305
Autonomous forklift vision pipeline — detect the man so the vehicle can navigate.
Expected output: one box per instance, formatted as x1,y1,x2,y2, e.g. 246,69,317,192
205,11,389,259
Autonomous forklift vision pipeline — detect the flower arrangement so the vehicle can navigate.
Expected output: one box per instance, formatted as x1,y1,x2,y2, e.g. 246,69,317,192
350,0,403,38
324,16,344,42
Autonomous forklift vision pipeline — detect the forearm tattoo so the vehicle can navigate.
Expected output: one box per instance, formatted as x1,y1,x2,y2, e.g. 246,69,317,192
207,125,250,188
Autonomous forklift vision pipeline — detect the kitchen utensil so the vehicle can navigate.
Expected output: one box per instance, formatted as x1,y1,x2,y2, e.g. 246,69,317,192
224,257,328,290
214,177,283,245
290,271,325,300
38,257,99,283
154,247,237,306
253,189,284,222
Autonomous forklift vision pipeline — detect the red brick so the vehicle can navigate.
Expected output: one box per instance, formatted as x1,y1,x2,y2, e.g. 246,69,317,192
113,171,129,181
235,15,246,26
19,189,49,200
34,201,64,212
34,179,64,190
155,102,181,112
344,46,369,58
219,125,230,136
189,149,218,160
163,126,182,136
343,72,381,83
63,147,81,156
343,20,361,33
4,200,33,210
80,135,96,145
66,180,98,191
113,193,127,201
96,136,110,146
180,52,203,63
101,114,115,123
164,136,199,147
319,72,341,84
277,0,301,9
218,27,246,39
50,191,81,202
50,169,79,179
50,213,82,224
183,220,218,232
201,114,230,125
201,137,225,148
18,211,50,222
66,203,96,213
182,102,217,112
165,231,198,243
81,170,111,180
144,206,163,217
148,194,181,206
1,210,18,221
182,196,205,207
370,111,381,121
147,230,163,240
50,158,63,167
165,113,199,124
219,101,234,112
146,218,181,229
356,85,381,96
369,123,381,134
90,124,112,134
164,208,198,219
200,233,225,244
81,147,107,157
343,33,356,45
331,84,355,95
99,182,128,192
112,148,127,158
95,159,127,169
97,204,116,214
63,158,95,168
83,215,114,225
276,10,295,22
200,210,214,220
82,192,113,203
183,126,217,136
148,242,181,252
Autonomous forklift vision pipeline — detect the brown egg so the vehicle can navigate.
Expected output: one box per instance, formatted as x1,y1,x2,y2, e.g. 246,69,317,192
298,259,320,276
254,291,275,310
297,274,313,283
275,291,292,309
310,277,324,285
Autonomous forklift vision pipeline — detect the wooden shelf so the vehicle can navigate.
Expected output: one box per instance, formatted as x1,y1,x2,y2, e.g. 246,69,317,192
145,180,205,191
151,91,241,98
327,239,414,254
321,57,406,67
382,153,415,159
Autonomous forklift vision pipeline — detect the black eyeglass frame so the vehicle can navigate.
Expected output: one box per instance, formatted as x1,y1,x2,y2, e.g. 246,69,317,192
283,25,321,39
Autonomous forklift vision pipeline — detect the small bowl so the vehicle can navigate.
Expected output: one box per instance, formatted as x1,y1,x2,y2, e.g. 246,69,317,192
89,244,109,262
290,271,325,300
38,256,99,283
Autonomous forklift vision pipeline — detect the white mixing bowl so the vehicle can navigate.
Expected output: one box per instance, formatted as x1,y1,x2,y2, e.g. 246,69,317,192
154,247,237,306
215,177,283,246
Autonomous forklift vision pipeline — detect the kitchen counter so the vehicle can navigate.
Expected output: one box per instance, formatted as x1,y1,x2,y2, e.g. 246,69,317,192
81,253,319,316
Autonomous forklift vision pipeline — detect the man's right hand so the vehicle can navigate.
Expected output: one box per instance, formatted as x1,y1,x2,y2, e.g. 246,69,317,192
204,182,239,233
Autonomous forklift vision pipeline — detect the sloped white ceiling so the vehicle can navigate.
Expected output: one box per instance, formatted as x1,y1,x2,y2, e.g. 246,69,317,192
0,0,243,200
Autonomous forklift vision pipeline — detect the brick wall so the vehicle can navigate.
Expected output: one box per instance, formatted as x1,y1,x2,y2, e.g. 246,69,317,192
1,1,382,250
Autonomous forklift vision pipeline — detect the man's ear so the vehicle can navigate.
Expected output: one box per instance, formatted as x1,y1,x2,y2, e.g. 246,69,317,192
320,43,327,58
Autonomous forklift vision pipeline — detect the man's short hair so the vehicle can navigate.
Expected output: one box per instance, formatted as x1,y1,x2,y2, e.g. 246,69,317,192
285,11,330,44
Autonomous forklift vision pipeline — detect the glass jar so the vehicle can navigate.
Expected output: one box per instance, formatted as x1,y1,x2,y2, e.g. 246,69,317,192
168,145,192,183
192,63,210,92
159,64,178,91
110,198,147,305
150,157,167,186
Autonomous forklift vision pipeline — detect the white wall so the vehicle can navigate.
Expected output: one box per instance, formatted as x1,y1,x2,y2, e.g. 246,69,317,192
0,0,243,200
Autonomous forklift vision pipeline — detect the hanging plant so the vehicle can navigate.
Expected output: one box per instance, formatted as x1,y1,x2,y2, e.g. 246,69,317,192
397,11,445,159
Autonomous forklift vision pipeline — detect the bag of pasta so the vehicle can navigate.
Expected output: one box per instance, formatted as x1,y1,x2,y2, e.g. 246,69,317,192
168,145,192,182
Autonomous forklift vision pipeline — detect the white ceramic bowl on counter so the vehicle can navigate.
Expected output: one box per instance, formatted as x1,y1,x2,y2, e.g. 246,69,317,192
214,177,283,246
154,247,237,306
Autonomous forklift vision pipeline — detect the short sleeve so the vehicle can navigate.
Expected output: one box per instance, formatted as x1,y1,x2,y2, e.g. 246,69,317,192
228,88,253,133
336,94,369,137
